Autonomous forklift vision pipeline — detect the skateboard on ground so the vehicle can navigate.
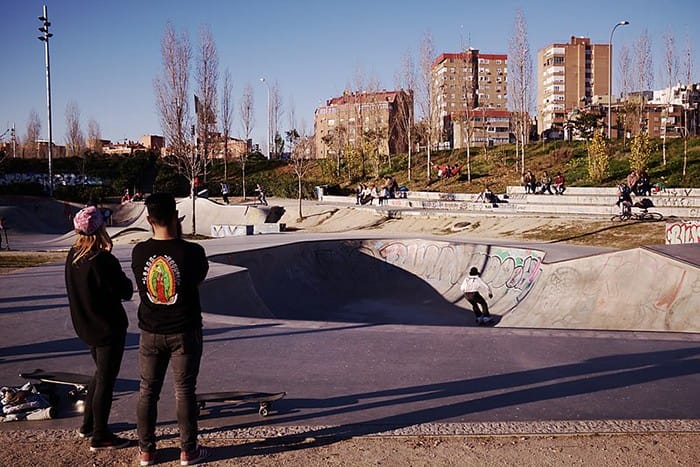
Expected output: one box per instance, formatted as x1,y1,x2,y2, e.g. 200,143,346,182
20,369,91,401
196,391,285,417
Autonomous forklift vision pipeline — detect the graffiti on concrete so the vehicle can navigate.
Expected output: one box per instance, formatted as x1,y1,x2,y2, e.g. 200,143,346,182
528,249,700,332
666,221,700,244
372,240,544,310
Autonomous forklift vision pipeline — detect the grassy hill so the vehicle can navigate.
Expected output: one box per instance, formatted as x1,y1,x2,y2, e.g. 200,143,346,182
302,136,699,196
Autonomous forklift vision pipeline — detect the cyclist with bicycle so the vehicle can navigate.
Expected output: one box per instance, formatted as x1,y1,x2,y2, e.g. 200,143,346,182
616,182,633,216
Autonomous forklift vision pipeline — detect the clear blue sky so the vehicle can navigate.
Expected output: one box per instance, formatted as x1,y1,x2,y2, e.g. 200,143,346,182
1,0,698,148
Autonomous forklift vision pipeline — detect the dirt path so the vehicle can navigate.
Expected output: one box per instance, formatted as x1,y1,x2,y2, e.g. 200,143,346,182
0,430,698,466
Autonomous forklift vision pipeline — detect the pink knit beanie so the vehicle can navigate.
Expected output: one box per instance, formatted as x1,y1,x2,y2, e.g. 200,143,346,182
73,206,104,235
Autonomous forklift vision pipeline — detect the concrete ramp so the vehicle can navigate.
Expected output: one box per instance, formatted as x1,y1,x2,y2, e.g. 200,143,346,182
207,239,545,326
505,248,700,332
0,196,77,234
176,197,270,236
204,238,699,332
108,197,272,237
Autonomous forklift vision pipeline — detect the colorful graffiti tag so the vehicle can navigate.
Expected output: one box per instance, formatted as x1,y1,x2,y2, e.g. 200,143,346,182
666,221,700,244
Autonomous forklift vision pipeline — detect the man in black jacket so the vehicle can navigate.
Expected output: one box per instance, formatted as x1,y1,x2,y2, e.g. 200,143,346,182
131,193,209,466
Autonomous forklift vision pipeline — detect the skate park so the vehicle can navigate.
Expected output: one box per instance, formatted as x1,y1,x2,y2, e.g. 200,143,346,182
1,193,699,446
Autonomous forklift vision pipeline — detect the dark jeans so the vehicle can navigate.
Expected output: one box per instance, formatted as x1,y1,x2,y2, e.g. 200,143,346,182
84,335,125,442
137,329,203,453
464,292,490,318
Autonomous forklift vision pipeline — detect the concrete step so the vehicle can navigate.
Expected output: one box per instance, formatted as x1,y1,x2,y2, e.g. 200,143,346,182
507,185,700,197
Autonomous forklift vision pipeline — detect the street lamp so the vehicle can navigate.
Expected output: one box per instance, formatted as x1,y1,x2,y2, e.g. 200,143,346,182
38,5,54,196
259,77,271,160
608,20,629,140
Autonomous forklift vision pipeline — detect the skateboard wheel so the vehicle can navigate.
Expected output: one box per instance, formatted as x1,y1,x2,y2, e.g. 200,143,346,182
259,403,270,417
198,402,206,410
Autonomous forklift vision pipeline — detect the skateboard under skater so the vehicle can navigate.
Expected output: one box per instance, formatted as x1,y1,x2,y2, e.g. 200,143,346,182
196,391,285,417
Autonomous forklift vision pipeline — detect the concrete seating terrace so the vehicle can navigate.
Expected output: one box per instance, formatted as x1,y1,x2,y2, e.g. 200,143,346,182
320,186,700,219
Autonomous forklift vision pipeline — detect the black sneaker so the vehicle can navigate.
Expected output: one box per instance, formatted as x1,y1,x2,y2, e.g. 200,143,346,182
90,435,131,451
78,427,93,438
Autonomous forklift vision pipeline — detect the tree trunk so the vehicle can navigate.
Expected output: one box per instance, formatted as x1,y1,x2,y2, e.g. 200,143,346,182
242,162,247,199
407,127,412,181
297,176,303,220
191,178,196,236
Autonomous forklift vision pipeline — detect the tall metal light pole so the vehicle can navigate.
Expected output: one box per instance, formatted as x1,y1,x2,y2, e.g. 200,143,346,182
608,20,629,140
38,5,54,196
259,77,271,159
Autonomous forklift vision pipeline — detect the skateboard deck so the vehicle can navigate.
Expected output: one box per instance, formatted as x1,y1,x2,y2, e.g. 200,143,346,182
20,369,91,400
196,391,285,417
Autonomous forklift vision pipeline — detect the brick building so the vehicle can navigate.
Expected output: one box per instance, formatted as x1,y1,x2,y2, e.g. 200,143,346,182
314,89,412,159
537,36,611,135
431,49,509,148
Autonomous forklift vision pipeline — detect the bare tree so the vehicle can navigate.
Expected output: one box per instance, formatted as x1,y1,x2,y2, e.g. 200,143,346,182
154,23,203,234
239,82,255,198
219,67,233,181
270,81,283,157
154,22,192,162
661,30,679,165
87,118,102,153
682,34,694,174
24,109,41,158
508,8,533,175
617,44,634,145
682,33,694,86
289,125,316,220
418,31,436,179
633,29,654,131
394,51,416,181
65,101,84,157
195,24,219,182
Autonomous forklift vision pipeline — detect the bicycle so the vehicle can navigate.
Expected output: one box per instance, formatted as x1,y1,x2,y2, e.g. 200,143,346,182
610,206,664,222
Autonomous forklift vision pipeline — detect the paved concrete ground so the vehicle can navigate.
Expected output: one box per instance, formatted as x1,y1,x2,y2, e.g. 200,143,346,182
1,233,699,438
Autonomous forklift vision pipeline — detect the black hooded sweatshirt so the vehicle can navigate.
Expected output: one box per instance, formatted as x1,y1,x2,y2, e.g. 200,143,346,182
65,248,133,346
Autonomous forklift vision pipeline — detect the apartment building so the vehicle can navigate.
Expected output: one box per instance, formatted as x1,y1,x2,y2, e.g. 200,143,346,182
537,36,610,135
452,108,512,149
431,49,508,148
207,134,250,160
139,134,165,152
314,89,412,159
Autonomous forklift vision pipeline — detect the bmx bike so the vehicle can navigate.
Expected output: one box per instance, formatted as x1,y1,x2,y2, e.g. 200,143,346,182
610,207,664,222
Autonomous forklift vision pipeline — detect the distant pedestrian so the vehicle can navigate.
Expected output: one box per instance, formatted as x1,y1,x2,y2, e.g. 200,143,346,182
255,184,268,206
0,216,7,250
220,182,230,204
460,267,494,325
65,206,133,451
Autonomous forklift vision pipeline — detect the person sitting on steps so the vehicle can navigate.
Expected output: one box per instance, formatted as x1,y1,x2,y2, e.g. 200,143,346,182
539,171,553,194
553,172,566,195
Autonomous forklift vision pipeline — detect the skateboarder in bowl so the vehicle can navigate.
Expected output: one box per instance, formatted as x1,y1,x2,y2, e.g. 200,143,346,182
131,193,209,466
460,267,494,325
65,206,133,451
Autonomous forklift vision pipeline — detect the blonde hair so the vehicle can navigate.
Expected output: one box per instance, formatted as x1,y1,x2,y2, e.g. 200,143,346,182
71,224,112,264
